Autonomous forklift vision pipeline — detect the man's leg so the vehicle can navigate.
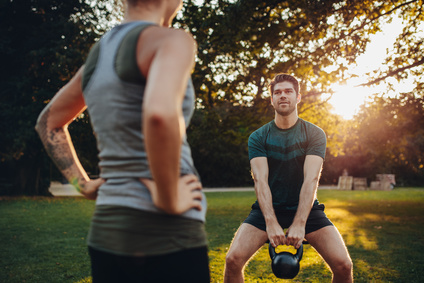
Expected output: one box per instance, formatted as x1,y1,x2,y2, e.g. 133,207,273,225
224,223,269,283
306,225,353,283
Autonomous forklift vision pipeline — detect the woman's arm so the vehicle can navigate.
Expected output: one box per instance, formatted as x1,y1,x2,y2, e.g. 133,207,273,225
35,67,104,199
140,28,202,214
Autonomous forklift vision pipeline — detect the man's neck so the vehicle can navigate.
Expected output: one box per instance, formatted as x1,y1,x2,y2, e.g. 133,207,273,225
274,112,298,129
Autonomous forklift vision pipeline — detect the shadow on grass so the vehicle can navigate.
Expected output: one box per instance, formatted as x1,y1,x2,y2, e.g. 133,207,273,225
326,199,424,282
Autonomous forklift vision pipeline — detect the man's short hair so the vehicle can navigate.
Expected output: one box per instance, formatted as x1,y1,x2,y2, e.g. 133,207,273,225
268,74,300,95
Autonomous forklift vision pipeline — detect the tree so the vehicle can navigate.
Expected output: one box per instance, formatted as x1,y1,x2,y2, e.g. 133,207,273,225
180,0,418,186
178,0,421,107
359,0,423,92
0,0,119,195
340,93,424,185
2,0,422,193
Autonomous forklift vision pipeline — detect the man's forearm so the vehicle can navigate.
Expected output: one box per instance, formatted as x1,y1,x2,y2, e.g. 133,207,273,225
255,178,287,247
255,180,278,225
292,178,318,226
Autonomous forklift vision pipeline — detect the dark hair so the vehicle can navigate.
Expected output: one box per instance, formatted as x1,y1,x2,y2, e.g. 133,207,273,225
268,73,300,95
126,0,157,6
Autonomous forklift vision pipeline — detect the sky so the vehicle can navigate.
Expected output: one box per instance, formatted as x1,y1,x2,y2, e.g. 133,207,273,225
327,16,416,120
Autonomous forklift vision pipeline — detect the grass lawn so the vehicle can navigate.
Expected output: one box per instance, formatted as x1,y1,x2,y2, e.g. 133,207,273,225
1,188,423,282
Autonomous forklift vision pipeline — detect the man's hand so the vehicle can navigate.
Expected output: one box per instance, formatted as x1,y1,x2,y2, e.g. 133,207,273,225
80,178,105,200
285,224,305,249
267,221,287,247
140,174,203,215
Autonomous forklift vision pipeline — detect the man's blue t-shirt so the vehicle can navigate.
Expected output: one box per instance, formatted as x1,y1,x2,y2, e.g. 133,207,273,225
248,118,326,210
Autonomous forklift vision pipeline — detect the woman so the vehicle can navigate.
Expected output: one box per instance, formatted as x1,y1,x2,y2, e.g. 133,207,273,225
35,0,209,282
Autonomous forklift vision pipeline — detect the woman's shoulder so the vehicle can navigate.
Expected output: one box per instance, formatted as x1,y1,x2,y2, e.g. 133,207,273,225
136,26,196,76
143,26,196,48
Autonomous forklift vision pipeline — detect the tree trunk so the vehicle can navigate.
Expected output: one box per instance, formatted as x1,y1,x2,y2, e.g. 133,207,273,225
10,153,51,196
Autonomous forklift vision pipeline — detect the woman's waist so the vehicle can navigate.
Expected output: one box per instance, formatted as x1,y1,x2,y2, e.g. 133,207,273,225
96,178,207,222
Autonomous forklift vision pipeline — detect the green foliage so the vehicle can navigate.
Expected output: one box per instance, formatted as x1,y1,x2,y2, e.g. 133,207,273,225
1,0,422,193
0,0,119,195
361,0,423,92
179,0,416,107
188,99,274,186
69,114,100,177
180,0,362,186
181,0,328,105
180,0,423,187
339,93,424,185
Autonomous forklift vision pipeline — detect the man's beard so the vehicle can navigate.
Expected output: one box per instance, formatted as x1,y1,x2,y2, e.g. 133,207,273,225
275,104,296,116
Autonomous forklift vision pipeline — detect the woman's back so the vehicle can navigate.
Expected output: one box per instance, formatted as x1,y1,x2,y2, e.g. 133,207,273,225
82,21,206,221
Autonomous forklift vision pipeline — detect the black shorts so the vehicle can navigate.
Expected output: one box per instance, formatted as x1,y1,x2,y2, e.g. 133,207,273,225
243,203,333,235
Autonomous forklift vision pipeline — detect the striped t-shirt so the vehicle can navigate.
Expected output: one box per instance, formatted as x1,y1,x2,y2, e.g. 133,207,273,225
248,118,326,210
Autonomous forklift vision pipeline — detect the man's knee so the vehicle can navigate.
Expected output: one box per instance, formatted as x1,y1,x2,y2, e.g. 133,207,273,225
332,256,353,276
225,250,246,271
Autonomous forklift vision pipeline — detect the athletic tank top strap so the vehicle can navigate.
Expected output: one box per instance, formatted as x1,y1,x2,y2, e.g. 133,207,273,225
96,22,153,86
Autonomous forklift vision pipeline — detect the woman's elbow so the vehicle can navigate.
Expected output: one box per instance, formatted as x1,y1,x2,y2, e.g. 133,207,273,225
144,107,177,125
34,115,46,136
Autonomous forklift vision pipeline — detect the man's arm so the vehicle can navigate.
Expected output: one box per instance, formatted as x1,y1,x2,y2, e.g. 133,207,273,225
35,67,104,199
250,157,286,247
286,155,324,248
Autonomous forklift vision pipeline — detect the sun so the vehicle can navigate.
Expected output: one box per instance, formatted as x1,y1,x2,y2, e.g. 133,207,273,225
327,15,408,120
329,77,416,120
329,83,375,120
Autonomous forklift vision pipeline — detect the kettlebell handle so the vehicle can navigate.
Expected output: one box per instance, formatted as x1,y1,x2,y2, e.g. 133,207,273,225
296,243,303,261
268,243,304,261
269,242,276,259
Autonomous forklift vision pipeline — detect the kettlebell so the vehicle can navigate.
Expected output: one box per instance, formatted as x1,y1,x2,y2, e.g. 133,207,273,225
269,243,303,279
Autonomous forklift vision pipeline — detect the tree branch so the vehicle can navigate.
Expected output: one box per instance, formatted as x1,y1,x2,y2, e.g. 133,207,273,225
299,91,332,114
358,57,424,87
321,0,419,51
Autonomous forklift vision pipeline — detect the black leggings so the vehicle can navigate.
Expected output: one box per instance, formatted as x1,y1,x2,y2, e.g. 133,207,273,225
89,246,210,283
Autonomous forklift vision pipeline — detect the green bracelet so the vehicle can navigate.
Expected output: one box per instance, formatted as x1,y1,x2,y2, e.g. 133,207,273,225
70,178,82,193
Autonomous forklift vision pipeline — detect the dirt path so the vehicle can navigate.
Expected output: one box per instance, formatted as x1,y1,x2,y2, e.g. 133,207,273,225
48,182,335,196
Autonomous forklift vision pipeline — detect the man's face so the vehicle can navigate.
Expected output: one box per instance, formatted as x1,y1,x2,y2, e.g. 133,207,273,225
271,81,300,117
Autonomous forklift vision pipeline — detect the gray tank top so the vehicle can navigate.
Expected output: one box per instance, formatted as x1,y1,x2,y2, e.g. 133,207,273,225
82,21,206,222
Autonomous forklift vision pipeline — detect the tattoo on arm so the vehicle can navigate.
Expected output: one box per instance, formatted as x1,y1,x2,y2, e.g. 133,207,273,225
36,108,79,181
46,128,74,172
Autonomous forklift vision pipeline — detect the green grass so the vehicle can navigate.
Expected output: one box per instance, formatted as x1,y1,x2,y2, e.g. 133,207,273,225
1,188,423,282
0,198,94,282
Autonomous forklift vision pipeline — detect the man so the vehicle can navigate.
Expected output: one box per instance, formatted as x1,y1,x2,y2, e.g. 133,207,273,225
224,74,353,282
